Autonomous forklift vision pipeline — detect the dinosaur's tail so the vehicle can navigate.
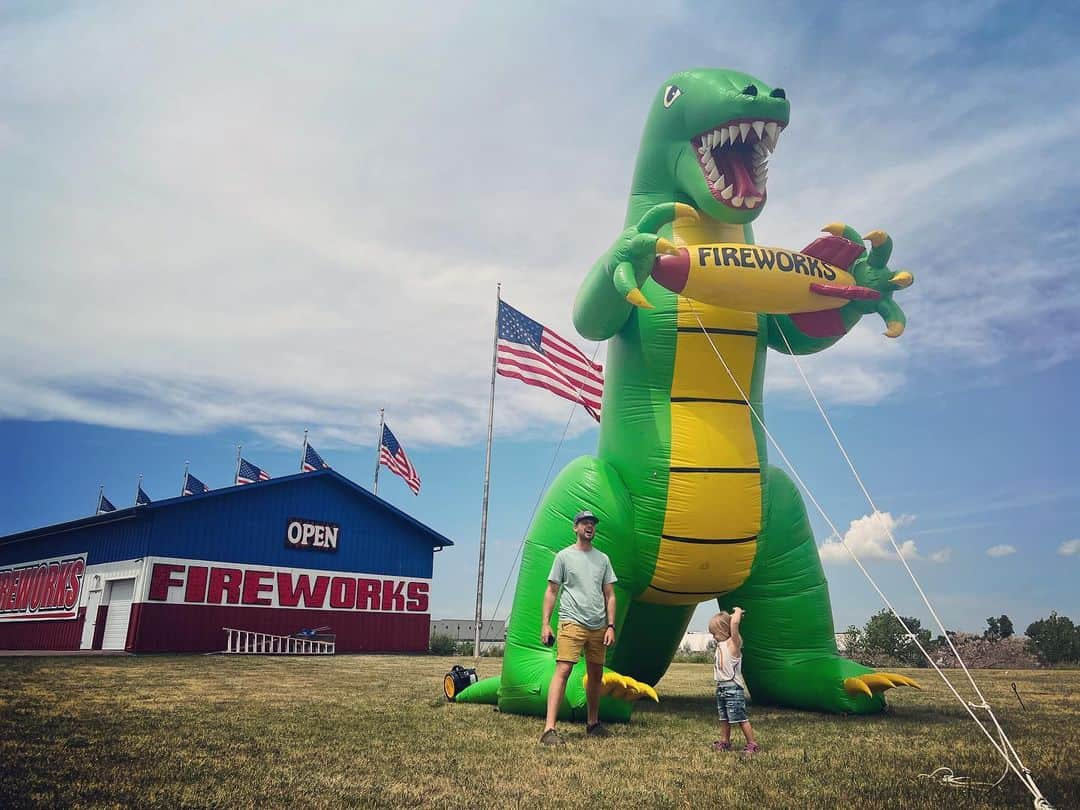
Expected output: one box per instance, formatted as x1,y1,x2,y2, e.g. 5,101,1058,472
453,675,499,705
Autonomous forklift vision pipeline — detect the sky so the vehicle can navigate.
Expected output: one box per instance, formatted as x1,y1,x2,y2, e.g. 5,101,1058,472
1,1,1078,636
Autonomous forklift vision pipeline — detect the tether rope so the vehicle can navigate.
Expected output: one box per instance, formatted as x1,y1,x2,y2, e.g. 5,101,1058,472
688,301,1053,809
771,317,1051,805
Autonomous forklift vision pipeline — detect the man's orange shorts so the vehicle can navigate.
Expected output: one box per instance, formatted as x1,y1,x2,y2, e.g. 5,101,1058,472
556,621,606,665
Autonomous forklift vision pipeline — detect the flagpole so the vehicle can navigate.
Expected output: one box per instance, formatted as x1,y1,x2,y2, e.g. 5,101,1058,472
300,429,309,472
96,485,104,514
373,408,385,495
474,283,500,663
134,474,143,506
181,461,189,496
234,444,242,486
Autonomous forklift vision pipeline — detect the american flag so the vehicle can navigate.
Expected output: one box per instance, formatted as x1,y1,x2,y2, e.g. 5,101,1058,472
97,493,116,514
379,424,421,495
183,472,209,496
302,442,330,472
236,458,271,485
135,485,152,506
496,300,603,421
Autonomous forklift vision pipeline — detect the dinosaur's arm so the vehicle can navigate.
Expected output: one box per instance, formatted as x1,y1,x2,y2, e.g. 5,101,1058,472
574,203,692,341
766,308,863,355
573,252,636,341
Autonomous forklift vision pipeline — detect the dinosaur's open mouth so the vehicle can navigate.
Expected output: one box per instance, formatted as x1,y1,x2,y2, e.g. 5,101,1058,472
692,119,783,210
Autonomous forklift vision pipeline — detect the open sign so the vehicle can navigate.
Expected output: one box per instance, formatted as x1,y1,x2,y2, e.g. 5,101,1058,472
284,518,340,553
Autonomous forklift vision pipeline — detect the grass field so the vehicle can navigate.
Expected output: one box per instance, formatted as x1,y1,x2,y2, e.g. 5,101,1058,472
0,655,1075,809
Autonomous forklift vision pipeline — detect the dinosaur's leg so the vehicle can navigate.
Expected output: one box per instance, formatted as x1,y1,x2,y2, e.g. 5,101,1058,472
723,465,919,714
455,455,655,722
607,599,695,685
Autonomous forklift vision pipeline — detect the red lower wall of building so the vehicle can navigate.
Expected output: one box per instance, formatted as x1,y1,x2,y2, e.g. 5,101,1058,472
91,605,108,650
130,603,430,653
0,609,86,650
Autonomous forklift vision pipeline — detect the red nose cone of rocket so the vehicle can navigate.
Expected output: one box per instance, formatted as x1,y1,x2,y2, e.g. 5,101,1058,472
652,249,691,293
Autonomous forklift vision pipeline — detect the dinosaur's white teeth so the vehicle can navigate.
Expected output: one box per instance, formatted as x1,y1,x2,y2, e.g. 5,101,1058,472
695,119,784,200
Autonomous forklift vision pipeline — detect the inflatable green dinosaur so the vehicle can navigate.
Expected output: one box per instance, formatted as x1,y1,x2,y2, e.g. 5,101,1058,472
457,68,917,721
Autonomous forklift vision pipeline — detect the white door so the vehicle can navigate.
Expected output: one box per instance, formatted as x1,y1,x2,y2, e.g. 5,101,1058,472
80,585,103,649
101,578,135,650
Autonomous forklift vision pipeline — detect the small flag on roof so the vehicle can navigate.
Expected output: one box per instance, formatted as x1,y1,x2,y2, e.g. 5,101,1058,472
236,458,271,485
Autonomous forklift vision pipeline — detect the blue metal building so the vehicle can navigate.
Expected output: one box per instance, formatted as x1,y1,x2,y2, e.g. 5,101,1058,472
0,470,452,653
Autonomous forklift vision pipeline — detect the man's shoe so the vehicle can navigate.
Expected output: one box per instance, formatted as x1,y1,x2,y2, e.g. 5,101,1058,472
586,722,612,737
539,728,564,746
743,742,761,757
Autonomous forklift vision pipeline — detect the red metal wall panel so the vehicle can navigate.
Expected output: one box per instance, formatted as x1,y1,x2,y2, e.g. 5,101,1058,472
91,605,107,650
130,602,430,653
0,608,85,650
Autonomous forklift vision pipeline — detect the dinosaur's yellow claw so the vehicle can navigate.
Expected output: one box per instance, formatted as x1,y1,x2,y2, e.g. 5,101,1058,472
884,320,905,338
673,203,700,222
625,288,654,309
859,673,899,693
655,237,680,256
822,222,848,236
586,671,661,703
844,671,921,699
844,676,873,698
889,271,914,289
880,672,922,690
863,229,889,247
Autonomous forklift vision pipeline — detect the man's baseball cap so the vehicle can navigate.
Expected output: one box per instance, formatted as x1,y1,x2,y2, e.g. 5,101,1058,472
573,510,599,525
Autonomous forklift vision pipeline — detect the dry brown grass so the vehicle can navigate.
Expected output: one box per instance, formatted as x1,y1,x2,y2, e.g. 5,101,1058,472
0,655,1075,808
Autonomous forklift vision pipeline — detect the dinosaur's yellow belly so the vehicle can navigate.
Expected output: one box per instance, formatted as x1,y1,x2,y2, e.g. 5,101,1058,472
643,218,762,606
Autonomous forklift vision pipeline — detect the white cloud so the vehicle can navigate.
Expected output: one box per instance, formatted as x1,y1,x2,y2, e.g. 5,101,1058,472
986,544,1017,558
1059,539,1080,557
2,2,1078,447
818,511,949,565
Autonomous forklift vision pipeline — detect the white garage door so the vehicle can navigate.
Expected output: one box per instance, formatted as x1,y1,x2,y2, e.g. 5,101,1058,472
102,578,135,651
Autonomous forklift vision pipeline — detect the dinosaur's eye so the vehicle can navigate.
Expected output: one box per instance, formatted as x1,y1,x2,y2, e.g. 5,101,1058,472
663,85,682,108
770,88,786,99
741,84,758,96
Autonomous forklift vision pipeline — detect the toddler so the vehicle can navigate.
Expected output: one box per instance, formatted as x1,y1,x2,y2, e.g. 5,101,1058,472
709,607,759,756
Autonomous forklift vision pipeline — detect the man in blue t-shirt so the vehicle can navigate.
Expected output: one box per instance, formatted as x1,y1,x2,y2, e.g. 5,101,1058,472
539,510,617,745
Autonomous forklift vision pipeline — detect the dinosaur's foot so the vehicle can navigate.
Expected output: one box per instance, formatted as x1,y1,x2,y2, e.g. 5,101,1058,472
747,655,920,715
462,652,660,723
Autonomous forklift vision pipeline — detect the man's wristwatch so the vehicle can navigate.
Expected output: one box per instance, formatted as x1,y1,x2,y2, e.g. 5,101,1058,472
607,623,615,630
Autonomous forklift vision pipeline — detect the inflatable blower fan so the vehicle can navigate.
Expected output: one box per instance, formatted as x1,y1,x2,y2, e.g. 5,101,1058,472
443,665,478,701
